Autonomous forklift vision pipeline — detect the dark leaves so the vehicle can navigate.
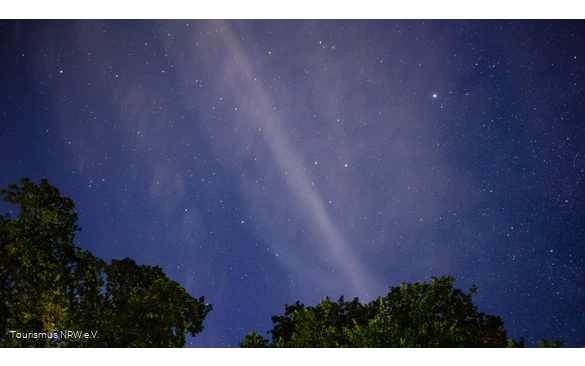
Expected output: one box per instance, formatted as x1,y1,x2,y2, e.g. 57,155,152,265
1,178,211,348
242,275,518,348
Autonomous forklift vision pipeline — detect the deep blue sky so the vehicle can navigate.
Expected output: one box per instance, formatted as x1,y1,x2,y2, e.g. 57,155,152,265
1,20,584,347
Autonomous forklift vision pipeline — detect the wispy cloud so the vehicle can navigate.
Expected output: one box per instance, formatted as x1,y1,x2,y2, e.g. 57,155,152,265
165,21,391,299
160,20,481,300
37,20,475,301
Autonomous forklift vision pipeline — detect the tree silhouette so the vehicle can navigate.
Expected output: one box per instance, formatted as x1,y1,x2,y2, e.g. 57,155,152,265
1,178,211,347
240,276,561,348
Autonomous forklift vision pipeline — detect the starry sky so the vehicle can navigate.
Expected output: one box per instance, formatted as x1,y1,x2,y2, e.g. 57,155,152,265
1,20,584,347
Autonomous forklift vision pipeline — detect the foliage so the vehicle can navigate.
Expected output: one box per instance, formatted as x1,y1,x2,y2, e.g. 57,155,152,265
1,178,211,347
240,276,559,348
507,337,525,348
537,339,562,348
239,332,270,348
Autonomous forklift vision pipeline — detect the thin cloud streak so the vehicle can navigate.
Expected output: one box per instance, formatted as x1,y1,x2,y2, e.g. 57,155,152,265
173,20,382,298
217,22,382,298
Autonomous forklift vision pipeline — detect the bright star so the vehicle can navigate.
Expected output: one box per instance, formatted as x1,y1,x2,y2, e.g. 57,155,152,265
432,93,437,98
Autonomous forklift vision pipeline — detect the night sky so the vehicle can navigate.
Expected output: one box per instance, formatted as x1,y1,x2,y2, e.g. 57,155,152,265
1,20,584,347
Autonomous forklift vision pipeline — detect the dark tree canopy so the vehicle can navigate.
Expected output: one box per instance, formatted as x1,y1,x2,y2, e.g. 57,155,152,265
1,178,212,347
240,276,560,348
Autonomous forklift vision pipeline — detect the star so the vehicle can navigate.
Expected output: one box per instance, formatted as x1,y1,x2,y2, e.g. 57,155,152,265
432,93,437,98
